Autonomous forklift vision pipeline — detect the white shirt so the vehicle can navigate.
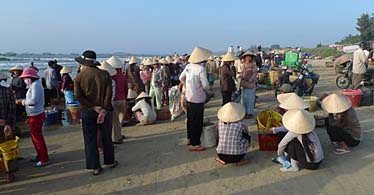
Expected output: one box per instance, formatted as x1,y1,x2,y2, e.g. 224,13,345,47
179,63,208,103
353,48,368,74
132,99,156,123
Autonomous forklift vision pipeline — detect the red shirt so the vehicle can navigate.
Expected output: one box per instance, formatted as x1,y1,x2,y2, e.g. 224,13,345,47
112,70,128,101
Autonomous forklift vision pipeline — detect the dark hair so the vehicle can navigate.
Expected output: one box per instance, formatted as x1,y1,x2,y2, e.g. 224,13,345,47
48,60,55,67
302,134,315,162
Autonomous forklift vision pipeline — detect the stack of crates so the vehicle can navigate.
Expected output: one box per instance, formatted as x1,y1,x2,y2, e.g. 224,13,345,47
281,52,302,68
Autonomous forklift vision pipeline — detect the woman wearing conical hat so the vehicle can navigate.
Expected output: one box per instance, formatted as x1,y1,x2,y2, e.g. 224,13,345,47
140,58,153,94
132,92,156,125
149,59,163,110
215,103,250,166
9,65,27,121
60,66,76,105
220,52,237,106
126,56,145,94
275,92,309,115
179,47,212,152
159,58,171,106
266,109,324,172
322,93,361,154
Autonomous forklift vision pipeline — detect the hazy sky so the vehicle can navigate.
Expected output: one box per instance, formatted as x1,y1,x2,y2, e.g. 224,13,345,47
0,0,372,54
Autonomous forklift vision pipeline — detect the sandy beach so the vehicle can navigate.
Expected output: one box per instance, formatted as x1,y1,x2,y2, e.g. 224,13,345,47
1,60,374,195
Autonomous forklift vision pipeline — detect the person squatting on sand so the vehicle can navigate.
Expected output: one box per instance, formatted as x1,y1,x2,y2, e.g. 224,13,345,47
215,102,250,166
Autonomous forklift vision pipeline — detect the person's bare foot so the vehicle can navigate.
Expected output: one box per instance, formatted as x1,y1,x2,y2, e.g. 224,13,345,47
215,157,227,165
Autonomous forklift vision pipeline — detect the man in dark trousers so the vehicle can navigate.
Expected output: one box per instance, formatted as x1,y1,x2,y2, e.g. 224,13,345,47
74,50,117,175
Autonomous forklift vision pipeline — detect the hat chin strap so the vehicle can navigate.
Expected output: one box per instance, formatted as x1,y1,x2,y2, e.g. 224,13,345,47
81,56,96,61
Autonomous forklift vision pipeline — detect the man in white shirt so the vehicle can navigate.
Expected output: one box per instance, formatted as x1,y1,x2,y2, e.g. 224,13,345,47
179,47,212,151
352,43,369,89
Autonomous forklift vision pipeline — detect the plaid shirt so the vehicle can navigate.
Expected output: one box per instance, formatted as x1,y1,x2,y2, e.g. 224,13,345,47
0,86,16,126
216,120,249,155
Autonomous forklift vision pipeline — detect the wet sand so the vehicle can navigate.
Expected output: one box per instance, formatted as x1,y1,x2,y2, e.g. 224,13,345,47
1,60,374,195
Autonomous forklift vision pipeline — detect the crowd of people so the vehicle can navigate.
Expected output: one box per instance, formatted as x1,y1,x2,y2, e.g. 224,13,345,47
0,45,364,183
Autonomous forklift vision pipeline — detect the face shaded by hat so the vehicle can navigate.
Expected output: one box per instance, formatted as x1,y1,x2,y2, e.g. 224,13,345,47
75,50,99,66
321,93,352,114
282,109,315,134
217,102,245,123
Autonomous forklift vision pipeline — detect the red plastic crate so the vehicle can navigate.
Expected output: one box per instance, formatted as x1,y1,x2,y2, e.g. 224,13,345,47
258,133,280,151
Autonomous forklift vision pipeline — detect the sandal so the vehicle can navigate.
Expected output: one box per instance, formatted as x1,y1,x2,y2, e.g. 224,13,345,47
188,145,205,152
108,161,118,169
215,157,227,165
93,168,102,176
36,161,50,167
30,156,40,162
235,158,249,166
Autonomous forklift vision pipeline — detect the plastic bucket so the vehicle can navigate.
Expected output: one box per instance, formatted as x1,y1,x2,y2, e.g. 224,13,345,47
44,111,58,126
67,103,81,121
303,96,318,112
341,89,363,107
200,122,217,148
269,70,281,86
0,136,20,161
257,110,283,151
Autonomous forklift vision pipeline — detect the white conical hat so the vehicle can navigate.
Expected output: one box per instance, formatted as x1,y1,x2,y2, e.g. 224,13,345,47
141,58,147,65
127,89,138,99
129,56,139,65
136,92,152,100
283,109,315,134
188,47,213,64
9,65,24,72
99,61,117,76
322,93,352,113
159,58,169,64
165,56,174,64
222,52,238,62
60,66,72,74
143,58,153,66
217,102,245,123
107,56,124,68
279,94,309,110
277,92,296,104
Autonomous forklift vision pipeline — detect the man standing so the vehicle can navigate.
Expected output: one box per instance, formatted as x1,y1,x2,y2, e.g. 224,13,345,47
179,47,212,152
0,73,17,183
44,60,59,108
107,56,128,143
352,43,369,89
74,50,117,175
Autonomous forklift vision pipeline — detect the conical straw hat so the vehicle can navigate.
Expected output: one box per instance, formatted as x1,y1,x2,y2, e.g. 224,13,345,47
141,58,147,65
283,109,315,134
322,93,352,113
9,65,24,72
136,92,152,100
129,56,139,65
217,102,245,123
222,52,238,62
277,92,296,104
127,89,138,99
99,61,117,76
208,56,215,60
60,66,72,74
159,58,168,64
152,59,159,65
166,56,174,64
107,56,124,68
279,94,309,110
143,58,153,66
188,47,213,64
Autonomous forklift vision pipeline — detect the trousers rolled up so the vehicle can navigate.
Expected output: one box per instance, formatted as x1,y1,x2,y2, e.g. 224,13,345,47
29,112,49,163
150,85,162,110
112,100,127,142
241,88,256,115
186,101,204,146
81,109,115,170
286,138,322,170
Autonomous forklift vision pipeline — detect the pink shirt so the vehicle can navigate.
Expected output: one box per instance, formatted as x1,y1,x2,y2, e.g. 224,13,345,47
179,63,208,103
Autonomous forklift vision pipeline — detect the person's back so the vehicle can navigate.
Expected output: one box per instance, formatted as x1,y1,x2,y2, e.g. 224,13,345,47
11,76,27,99
337,107,361,139
217,120,248,155
44,66,58,90
131,99,156,123
181,63,208,103
74,67,112,111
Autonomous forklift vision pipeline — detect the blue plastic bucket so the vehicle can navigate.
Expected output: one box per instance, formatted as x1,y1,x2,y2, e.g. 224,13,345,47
44,111,58,126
